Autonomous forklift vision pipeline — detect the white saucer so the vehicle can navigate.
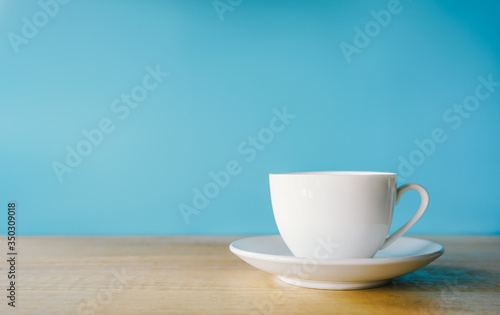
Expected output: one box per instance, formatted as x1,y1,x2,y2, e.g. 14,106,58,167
229,235,444,290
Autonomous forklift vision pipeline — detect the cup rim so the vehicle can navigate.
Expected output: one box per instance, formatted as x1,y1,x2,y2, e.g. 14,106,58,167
269,171,396,176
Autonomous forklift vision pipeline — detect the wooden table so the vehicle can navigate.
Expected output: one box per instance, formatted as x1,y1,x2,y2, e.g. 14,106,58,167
4,235,499,314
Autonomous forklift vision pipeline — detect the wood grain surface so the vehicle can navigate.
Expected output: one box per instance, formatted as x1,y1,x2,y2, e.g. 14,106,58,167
2,235,499,314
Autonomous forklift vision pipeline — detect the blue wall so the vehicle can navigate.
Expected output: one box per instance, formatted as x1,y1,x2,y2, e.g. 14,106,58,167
1,0,499,235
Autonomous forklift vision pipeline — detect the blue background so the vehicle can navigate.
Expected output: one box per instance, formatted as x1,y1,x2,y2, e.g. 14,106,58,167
1,0,499,235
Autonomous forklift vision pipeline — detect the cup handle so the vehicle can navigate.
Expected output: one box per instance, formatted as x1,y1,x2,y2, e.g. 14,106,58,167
379,183,429,250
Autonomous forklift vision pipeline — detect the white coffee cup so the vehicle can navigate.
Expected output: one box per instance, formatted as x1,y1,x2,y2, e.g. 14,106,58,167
269,171,429,260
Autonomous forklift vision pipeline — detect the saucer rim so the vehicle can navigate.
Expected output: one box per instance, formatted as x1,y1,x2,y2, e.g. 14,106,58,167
229,235,444,266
